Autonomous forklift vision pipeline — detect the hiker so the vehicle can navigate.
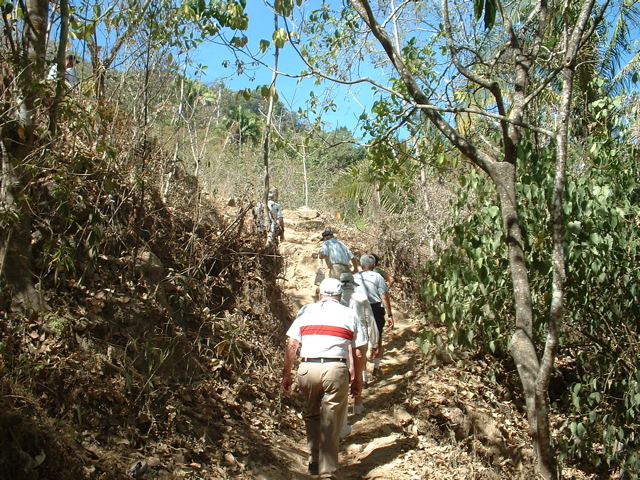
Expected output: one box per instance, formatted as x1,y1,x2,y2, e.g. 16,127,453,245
340,272,379,418
312,230,359,279
372,253,395,289
48,54,78,88
354,254,393,377
267,191,285,242
281,278,367,479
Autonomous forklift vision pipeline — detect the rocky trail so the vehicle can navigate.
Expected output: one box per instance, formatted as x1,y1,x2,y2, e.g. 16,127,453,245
257,207,531,480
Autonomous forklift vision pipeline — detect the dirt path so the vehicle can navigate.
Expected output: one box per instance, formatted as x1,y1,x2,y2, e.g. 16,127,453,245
272,207,428,479
250,206,587,480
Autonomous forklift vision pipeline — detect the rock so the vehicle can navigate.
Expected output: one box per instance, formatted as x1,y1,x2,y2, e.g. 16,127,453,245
126,460,148,478
223,452,237,466
394,406,413,426
295,206,320,220
134,251,164,284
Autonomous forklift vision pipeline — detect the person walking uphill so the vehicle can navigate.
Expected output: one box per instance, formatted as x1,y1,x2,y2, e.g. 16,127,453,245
281,278,368,479
340,272,379,415
311,230,359,279
267,191,285,243
354,254,394,377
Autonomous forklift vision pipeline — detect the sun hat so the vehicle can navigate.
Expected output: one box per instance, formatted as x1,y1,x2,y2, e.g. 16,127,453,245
319,278,343,296
340,272,359,287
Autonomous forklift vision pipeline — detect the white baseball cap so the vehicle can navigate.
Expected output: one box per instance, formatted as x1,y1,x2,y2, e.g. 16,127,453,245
319,278,343,296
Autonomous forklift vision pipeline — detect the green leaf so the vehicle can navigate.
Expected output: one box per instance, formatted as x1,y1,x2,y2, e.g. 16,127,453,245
231,35,248,47
487,206,500,218
273,28,288,48
483,0,497,30
473,0,484,21
567,220,582,234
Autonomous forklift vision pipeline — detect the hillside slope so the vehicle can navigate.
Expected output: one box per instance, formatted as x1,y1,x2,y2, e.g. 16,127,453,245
0,201,593,480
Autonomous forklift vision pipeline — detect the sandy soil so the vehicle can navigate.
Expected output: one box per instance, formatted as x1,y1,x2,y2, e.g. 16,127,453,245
262,206,492,480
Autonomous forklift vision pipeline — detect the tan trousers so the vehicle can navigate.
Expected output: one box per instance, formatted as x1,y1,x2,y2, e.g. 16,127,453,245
329,263,351,279
297,362,349,479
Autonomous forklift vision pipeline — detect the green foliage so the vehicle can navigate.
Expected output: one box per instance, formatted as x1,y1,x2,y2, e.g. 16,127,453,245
179,0,249,33
473,0,498,30
221,103,264,146
419,166,512,355
43,312,73,334
556,145,640,473
419,128,640,474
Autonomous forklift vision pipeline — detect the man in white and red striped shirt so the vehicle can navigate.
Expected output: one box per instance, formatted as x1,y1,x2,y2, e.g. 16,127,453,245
281,278,368,479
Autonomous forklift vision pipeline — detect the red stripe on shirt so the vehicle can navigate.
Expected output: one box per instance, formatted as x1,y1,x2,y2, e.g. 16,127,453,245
300,325,354,341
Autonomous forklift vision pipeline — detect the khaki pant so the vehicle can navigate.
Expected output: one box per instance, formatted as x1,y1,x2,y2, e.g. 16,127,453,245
297,362,349,479
329,263,351,279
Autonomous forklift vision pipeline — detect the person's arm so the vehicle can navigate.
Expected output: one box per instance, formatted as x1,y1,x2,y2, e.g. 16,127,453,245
350,257,359,273
381,292,394,330
313,243,327,260
350,345,365,398
347,345,355,382
281,338,300,393
383,272,395,289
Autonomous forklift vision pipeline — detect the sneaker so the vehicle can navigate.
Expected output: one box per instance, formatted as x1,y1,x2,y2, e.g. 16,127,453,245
354,403,365,415
308,461,319,475
340,424,352,438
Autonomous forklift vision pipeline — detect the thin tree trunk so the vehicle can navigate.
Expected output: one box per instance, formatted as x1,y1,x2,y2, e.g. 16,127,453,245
49,0,69,135
302,143,309,206
262,12,280,245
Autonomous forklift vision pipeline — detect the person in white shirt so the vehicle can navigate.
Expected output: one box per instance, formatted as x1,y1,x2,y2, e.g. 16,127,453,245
281,278,367,479
47,54,78,88
340,272,379,423
312,230,359,279
354,254,394,377
267,191,284,242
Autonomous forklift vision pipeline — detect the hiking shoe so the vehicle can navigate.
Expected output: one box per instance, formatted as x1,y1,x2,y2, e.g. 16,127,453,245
354,403,365,415
308,461,319,475
340,424,352,438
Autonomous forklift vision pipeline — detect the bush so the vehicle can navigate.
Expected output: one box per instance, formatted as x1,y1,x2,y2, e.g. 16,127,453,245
418,138,640,475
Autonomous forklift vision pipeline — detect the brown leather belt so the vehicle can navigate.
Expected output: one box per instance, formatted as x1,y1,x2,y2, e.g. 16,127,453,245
302,358,347,363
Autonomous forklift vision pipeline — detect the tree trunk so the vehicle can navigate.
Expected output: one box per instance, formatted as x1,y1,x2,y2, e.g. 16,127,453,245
0,0,49,313
262,13,280,245
0,137,44,313
49,0,70,135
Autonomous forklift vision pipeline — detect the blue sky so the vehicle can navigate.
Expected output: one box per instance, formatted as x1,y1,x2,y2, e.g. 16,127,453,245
192,2,374,135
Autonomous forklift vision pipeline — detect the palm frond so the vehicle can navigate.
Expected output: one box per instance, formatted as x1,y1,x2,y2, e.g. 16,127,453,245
601,2,640,92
